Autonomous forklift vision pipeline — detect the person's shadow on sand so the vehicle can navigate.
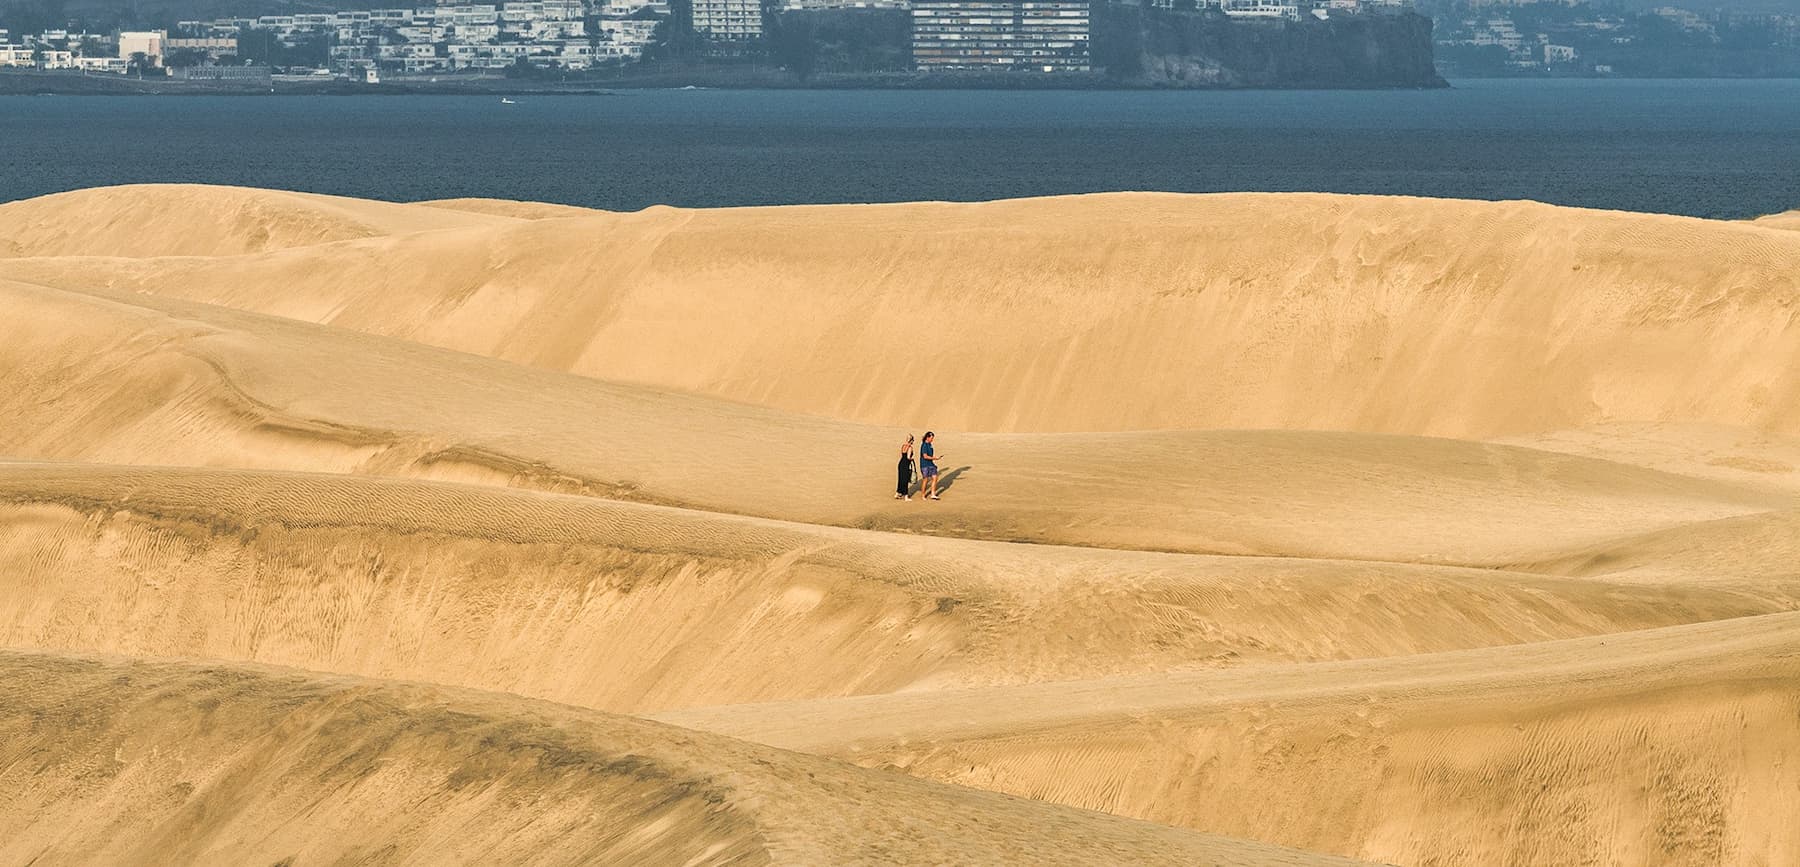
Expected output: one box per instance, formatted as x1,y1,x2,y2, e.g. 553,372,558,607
934,466,970,495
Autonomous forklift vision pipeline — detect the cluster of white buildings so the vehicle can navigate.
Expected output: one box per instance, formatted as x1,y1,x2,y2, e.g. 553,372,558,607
2,0,1436,81
0,2,676,78
0,28,234,73
0,28,131,72
2,2,666,76
1447,17,1579,65
1141,0,1407,22
164,1,667,73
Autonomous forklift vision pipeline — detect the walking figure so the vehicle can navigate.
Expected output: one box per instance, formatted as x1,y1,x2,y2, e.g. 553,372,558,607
895,434,916,500
920,431,944,500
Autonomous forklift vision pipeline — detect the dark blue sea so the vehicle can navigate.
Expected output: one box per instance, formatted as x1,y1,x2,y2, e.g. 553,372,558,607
3,79,1799,218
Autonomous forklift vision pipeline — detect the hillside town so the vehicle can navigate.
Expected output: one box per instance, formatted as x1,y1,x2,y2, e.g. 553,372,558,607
0,0,1418,83
1,1,665,82
1426,0,1800,76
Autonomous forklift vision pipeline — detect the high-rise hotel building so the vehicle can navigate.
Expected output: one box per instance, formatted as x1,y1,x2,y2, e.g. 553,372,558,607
693,0,763,41
911,0,1090,72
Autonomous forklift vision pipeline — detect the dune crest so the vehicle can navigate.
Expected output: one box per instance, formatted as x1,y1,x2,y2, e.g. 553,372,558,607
1753,208,1800,231
0,278,1784,565
416,197,602,219
6,188,1800,435
0,184,513,259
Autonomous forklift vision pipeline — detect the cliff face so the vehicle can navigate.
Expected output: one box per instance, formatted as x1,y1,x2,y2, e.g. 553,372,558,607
1094,7,1446,88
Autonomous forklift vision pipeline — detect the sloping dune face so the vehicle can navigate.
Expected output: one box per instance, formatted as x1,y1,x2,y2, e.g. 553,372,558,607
0,184,513,258
3,184,1800,866
659,613,1800,866
415,197,601,219
7,190,1799,435
2,652,1344,867
1754,209,1800,231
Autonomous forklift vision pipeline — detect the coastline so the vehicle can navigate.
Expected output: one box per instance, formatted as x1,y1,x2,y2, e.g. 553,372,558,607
0,67,1450,95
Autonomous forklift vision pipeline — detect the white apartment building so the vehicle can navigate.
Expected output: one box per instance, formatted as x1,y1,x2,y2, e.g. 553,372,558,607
1469,18,1525,51
0,44,35,66
598,17,658,56
1222,0,1300,19
693,0,762,41
451,22,502,39
781,0,905,8
439,6,500,26
77,55,128,72
600,0,670,15
912,0,1090,71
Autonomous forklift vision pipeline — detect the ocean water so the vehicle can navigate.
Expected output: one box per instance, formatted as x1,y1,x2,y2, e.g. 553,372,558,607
3,79,1799,218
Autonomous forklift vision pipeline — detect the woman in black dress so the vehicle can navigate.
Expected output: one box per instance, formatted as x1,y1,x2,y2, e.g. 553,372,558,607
895,435,916,500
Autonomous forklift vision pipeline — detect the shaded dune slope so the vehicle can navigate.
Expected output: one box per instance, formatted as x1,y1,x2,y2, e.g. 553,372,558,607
0,184,513,259
0,278,1785,566
5,462,1793,716
661,612,1800,867
1518,507,1800,586
6,190,1800,436
1491,422,1800,497
0,651,1353,867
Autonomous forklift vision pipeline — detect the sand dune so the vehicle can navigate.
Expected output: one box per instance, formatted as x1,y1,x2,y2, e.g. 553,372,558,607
661,612,1800,866
0,184,512,259
6,189,1800,436
0,278,1785,566
417,197,602,219
0,650,1353,866
1492,422,1800,496
1520,507,1800,586
4,185,1798,866
1754,208,1800,231
7,461,1793,717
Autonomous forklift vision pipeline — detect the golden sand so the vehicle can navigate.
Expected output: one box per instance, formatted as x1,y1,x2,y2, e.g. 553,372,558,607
1,184,1797,865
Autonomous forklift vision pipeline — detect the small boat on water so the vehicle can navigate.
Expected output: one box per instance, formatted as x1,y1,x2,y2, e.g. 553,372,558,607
500,97,516,104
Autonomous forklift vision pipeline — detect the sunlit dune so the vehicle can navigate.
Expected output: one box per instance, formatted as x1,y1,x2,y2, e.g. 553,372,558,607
7,186,1799,437
0,183,514,258
658,613,1800,866
0,278,1782,564
1752,208,1800,231
2,651,1350,866
1,184,1796,866
416,196,603,219
8,462,1793,716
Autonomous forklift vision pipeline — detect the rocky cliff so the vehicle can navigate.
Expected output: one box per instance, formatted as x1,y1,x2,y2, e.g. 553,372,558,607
1093,7,1446,88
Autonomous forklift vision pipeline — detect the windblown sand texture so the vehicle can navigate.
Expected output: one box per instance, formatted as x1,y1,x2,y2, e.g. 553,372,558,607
1,183,1798,866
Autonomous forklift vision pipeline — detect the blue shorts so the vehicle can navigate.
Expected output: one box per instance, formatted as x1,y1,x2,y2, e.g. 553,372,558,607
921,464,939,478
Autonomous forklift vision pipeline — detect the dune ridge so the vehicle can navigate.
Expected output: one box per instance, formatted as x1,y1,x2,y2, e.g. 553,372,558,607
7,461,1794,716
1754,208,1800,231
0,277,1784,566
0,184,513,259
2,184,1798,866
660,612,1800,866
1,650,1352,866
416,197,602,219
6,188,1799,436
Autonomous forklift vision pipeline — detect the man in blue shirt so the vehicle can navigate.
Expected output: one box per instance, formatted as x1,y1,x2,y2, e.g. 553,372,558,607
919,431,944,500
